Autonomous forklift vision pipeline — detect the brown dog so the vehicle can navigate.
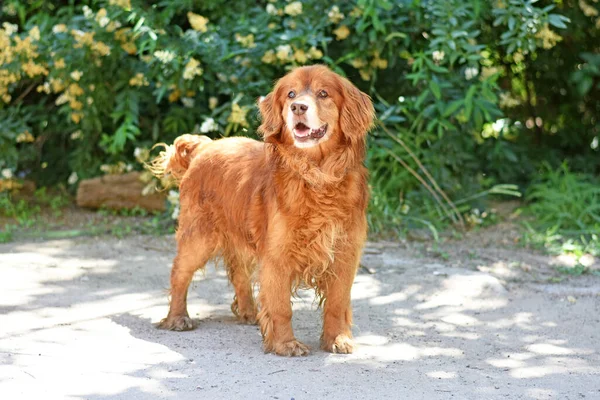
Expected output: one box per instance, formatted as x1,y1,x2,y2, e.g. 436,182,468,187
152,65,374,356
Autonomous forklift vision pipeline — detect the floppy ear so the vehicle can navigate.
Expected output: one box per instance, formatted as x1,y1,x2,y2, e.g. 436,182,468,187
258,91,283,143
339,78,375,141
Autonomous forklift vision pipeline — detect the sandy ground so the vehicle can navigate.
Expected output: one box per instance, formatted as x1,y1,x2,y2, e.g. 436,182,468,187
1,233,599,400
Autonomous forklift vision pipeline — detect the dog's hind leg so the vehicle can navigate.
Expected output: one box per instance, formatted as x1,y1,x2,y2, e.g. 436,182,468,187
158,235,214,331
226,252,258,324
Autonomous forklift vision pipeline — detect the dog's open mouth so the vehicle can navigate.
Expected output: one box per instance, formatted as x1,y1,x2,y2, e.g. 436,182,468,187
293,122,328,142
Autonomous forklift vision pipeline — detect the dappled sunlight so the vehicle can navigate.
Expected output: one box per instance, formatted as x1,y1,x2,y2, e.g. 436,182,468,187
1,236,599,399
350,274,382,300
426,370,456,379
416,272,507,310
1,318,185,398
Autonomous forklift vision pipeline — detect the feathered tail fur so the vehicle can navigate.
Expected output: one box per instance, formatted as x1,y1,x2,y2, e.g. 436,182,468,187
147,134,212,185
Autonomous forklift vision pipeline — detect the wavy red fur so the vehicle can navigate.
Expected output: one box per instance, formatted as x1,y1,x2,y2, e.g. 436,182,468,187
154,65,375,356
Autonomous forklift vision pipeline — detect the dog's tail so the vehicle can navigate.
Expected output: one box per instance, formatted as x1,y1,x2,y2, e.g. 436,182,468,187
147,134,212,185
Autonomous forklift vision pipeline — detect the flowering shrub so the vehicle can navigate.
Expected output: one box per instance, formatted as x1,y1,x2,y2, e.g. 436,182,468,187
0,0,597,232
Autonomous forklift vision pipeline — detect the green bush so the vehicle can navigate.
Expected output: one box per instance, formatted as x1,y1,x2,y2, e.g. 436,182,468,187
0,0,598,234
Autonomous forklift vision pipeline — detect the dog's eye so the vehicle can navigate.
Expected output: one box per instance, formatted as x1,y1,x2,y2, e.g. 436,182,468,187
318,90,328,98
288,91,296,99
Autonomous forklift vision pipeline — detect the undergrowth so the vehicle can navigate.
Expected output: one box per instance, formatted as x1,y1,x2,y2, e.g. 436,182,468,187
522,162,600,257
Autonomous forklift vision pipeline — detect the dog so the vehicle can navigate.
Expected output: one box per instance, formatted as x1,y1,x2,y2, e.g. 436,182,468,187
151,64,374,356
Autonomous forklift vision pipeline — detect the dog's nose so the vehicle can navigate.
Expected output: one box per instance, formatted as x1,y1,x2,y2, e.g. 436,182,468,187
290,102,308,115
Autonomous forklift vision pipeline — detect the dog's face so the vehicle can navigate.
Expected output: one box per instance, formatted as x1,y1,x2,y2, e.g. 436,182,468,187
259,65,374,151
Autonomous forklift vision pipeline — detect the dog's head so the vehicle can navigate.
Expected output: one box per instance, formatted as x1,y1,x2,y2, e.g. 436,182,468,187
258,65,374,152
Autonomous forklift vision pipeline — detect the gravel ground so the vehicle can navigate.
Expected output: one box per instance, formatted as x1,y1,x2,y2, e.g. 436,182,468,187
1,233,599,400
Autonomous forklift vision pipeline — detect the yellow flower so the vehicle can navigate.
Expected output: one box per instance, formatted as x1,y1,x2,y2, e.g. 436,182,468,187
228,103,249,127
349,7,363,18
55,93,69,106
276,44,292,61
109,0,131,9
52,24,67,33
67,83,84,97
69,99,83,110
1,94,11,103
13,36,39,58
512,51,524,63
29,26,40,41
154,50,175,64
93,41,111,56
2,22,18,36
350,58,367,69
284,2,303,16
71,112,83,124
308,46,323,59
261,50,276,64
168,89,181,103
266,4,278,15
183,58,203,80
293,49,308,63
328,6,345,24
105,21,118,33
21,60,49,77
209,96,218,110
50,78,65,93
235,33,256,48
579,0,599,17
114,27,131,42
70,70,83,81
333,25,350,40
359,69,371,81
535,24,562,49
268,22,277,30
71,29,95,48
121,42,137,55
54,58,66,69
95,8,110,28
370,54,388,70
16,130,35,143
37,82,51,94
70,130,83,140
187,12,209,33
129,73,149,87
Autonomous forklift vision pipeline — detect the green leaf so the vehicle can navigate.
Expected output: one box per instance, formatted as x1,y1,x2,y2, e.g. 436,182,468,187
429,81,441,100
415,90,429,109
443,99,464,117
577,76,594,96
464,85,477,120
548,14,569,29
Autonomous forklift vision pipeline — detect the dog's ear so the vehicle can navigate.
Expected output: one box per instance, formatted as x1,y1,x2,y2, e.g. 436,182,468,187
258,91,283,143
339,78,375,141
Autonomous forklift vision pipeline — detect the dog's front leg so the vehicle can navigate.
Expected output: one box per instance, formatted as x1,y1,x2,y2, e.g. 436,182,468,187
319,252,360,354
257,260,309,356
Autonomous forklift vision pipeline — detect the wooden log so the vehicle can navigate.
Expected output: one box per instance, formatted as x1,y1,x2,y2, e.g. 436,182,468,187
76,171,166,212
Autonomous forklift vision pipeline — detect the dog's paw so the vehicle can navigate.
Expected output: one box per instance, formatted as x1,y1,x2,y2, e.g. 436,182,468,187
237,311,258,325
270,339,310,357
322,334,355,354
157,315,195,331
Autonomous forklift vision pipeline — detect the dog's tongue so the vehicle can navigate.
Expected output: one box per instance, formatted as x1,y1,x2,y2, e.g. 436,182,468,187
295,123,310,137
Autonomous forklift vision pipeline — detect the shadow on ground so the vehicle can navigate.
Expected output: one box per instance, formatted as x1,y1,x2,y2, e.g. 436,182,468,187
0,235,598,399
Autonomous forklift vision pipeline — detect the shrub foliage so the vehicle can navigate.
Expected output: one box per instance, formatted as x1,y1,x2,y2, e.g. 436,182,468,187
0,0,598,232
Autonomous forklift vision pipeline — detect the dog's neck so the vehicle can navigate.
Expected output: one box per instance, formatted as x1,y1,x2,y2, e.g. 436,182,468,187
267,141,364,187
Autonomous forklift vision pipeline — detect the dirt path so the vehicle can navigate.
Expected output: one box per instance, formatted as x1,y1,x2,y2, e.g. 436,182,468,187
1,234,599,399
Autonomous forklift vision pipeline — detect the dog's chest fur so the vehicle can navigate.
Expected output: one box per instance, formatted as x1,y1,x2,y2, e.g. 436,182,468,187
270,172,360,277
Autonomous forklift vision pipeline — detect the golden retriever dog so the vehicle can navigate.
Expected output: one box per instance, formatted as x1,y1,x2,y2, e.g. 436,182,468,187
151,65,374,356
